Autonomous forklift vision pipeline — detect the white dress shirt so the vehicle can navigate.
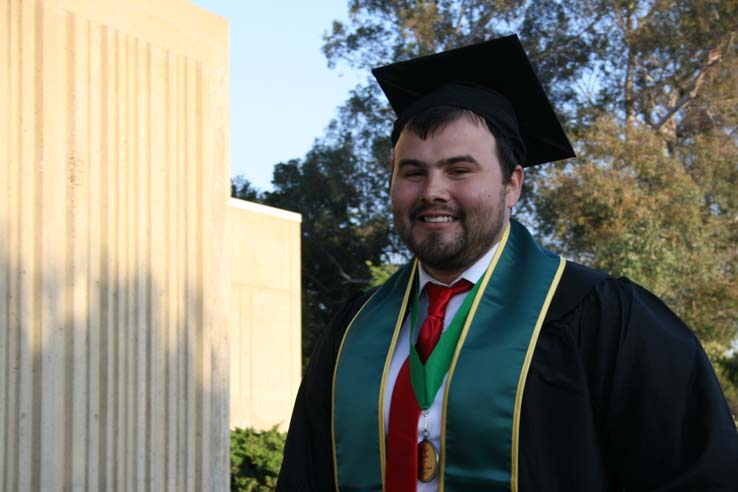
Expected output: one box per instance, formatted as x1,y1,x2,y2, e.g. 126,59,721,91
382,243,499,491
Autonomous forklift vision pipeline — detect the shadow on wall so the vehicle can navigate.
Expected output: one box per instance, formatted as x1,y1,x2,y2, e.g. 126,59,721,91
0,242,227,490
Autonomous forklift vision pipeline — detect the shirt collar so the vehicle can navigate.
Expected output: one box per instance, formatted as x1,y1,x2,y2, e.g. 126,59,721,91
418,242,500,291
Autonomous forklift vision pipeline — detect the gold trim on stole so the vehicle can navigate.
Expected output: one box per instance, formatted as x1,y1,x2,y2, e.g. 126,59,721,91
510,256,565,492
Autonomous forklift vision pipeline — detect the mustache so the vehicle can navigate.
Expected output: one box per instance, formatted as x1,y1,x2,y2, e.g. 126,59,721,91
410,205,464,219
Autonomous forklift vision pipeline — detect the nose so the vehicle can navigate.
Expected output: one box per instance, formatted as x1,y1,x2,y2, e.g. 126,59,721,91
420,172,450,203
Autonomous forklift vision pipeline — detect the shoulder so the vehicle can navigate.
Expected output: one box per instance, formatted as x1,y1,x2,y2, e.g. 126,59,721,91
321,287,379,354
545,261,609,321
537,261,712,430
547,260,701,354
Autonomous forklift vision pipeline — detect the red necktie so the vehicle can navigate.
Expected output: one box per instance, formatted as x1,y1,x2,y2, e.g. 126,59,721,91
386,279,473,492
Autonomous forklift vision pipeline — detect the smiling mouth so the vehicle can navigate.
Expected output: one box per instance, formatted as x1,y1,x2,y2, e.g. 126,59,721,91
421,216,456,223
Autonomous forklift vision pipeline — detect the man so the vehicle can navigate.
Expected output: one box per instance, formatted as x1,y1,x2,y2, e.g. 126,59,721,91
277,35,738,491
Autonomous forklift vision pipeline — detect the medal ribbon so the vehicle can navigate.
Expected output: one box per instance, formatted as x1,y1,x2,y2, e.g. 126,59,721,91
408,279,482,410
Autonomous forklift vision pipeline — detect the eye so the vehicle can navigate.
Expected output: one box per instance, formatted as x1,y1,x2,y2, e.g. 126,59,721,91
448,167,471,177
401,168,425,178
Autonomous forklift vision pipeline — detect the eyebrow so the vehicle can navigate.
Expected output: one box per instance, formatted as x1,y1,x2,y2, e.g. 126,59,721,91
397,154,480,168
444,154,479,166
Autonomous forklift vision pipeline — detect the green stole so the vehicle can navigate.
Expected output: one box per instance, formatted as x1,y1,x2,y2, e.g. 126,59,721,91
332,220,565,492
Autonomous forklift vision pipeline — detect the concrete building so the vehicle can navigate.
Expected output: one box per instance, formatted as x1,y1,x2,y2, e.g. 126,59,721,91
227,199,301,432
1,0,301,489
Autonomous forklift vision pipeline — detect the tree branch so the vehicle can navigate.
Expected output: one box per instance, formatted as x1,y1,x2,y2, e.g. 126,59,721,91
321,246,371,285
453,0,467,36
651,47,723,131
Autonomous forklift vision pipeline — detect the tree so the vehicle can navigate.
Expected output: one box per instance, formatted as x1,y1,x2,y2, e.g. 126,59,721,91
231,175,264,203
534,117,737,348
261,137,394,361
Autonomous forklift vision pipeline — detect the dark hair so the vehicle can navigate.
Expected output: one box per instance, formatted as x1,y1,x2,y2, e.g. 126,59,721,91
398,106,518,183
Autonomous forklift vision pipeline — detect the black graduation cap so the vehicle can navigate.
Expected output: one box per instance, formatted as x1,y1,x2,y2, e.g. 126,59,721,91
371,35,575,167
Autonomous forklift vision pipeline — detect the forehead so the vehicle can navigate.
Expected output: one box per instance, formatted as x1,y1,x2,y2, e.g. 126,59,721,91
393,116,498,162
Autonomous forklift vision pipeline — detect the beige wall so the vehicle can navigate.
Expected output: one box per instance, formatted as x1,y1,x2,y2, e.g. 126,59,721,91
1,0,230,490
227,198,302,432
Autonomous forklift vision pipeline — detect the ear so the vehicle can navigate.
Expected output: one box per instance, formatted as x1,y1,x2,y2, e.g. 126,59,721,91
505,165,524,208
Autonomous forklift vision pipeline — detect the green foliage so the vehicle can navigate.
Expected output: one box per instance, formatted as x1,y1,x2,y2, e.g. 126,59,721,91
715,352,738,420
720,352,738,387
230,426,286,492
231,176,264,203
261,139,395,362
366,260,400,287
533,118,738,347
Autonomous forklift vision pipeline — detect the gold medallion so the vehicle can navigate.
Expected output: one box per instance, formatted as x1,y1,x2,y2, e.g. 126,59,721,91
417,438,439,482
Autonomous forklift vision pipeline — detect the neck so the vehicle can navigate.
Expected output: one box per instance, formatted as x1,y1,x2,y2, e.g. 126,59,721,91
421,228,506,285
423,266,465,285
421,247,493,285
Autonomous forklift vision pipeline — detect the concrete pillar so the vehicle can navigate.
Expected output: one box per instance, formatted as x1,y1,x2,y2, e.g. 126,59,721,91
0,0,230,490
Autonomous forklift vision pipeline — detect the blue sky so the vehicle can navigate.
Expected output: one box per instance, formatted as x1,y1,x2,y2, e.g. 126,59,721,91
192,0,362,191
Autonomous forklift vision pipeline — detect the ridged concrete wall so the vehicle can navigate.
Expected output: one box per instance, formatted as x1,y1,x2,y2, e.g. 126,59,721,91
227,199,301,432
1,0,230,490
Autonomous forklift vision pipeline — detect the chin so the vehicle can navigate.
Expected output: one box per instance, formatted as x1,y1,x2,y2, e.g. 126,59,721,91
413,243,469,270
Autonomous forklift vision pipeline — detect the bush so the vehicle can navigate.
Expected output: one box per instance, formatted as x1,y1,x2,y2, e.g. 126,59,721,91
231,426,286,492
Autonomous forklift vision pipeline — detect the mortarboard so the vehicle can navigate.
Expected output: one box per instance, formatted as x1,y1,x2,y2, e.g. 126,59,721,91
371,35,575,167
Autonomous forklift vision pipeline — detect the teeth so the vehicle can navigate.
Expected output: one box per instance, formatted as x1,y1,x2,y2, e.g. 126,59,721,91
423,216,455,223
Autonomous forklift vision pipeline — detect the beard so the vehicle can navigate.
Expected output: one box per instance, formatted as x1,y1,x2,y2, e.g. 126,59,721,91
395,189,507,274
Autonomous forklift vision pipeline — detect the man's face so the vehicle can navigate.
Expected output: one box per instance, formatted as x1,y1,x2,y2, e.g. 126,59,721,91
390,115,523,281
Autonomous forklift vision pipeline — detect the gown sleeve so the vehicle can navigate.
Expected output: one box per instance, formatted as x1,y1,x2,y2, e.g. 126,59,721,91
559,274,738,490
276,290,374,492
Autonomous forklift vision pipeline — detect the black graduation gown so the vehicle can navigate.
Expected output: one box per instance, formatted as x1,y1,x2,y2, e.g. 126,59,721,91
277,261,738,491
